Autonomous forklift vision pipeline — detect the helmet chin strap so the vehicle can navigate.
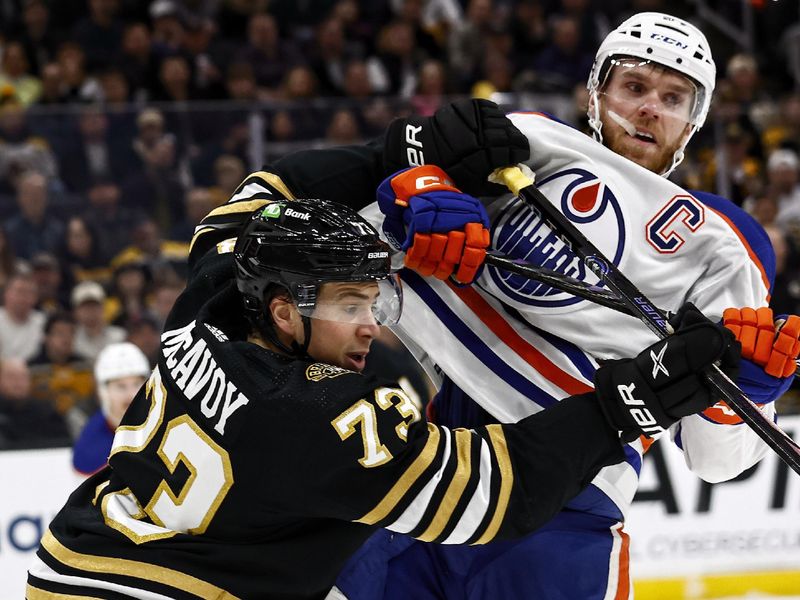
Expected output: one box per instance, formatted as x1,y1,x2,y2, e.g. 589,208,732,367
597,106,690,178
607,110,636,136
257,312,312,359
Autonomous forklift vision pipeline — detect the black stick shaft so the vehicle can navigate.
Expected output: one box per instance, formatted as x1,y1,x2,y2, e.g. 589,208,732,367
496,166,800,476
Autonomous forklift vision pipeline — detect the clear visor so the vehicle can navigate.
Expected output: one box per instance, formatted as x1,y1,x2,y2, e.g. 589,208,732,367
598,57,701,128
295,274,403,326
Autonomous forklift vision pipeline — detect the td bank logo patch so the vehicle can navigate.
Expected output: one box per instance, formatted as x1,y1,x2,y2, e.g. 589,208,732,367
262,204,282,218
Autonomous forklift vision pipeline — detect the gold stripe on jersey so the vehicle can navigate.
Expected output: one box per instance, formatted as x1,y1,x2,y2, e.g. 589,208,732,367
189,199,270,254
417,428,473,542
26,584,104,600
40,530,240,599
472,425,513,545
356,423,441,525
245,171,296,200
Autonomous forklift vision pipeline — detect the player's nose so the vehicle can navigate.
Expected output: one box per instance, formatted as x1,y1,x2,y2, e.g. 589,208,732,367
637,89,663,119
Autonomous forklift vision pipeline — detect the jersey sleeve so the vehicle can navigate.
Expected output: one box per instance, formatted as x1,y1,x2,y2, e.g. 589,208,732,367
675,191,777,483
254,365,623,545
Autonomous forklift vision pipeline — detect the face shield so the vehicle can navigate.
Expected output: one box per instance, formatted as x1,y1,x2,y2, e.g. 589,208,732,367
291,274,403,326
597,57,701,136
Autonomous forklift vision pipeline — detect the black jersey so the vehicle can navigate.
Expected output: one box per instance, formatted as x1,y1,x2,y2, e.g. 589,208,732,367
28,175,625,600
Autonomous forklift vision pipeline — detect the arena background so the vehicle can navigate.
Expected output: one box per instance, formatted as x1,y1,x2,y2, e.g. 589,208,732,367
0,0,799,598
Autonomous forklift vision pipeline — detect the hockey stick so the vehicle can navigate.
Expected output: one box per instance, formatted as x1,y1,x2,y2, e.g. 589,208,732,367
485,250,800,377
484,252,635,315
492,166,800,476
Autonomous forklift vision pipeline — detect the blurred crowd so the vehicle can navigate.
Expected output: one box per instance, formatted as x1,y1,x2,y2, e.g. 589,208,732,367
0,0,799,452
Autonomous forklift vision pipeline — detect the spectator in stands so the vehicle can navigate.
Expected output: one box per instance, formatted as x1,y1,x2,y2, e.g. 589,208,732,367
18,0,63,76
550,0,610,55
123,131,185,233
532,15,594,92
0,272,44,361
389,0,463,39
105,261,152,328
342,59,374,101
71,281,126,362
111,219,188,284
190,115,249,188
702,122,762,207
724,53,776,133
0,227,20,293
72,342,150,475
747,194,779,228
170,186,216,242
125,313,161,366
210,154,245,205
148,279,183,332
369,20,422,97
511,0,548,68
71,0,124,71
5,171,63,260
154,54,194,102
224,61,258,102
325,107,362,144
83,177,140,261
119,22,159,102
37,61,69,105
0,40,42,106
308,16,364,97
236,13,301,96
0,358,70,450
411,59,447,116
30,252,67,314
447,0,493,88
149,0,187,58
56,106,128,193
28,311,95,438
279,65,325,140
767,149,800,228
55,41,102,103
763,93,800,155
0,101,59,193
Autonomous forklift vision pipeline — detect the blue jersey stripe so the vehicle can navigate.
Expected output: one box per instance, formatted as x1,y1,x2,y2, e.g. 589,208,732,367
401,270,559,408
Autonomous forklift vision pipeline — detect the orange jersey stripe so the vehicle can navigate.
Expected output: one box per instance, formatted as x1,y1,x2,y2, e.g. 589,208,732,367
614,523,631,600
706,205,771,303
446,282,594,396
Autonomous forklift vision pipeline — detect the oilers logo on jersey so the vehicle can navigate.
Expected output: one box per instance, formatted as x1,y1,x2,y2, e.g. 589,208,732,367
488,168,626,308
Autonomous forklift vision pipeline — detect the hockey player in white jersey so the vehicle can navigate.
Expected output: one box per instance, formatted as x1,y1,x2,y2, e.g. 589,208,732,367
210,12,800,598
320,12,800,599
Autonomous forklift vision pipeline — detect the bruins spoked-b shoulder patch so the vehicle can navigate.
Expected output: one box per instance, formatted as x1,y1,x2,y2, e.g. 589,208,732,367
306,363,352,381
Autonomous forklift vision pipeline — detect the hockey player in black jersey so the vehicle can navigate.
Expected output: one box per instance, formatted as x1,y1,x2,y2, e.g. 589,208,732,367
27,196,737,600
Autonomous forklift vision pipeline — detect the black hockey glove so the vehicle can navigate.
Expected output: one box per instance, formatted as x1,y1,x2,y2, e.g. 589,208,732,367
594,303,741,443
383,99,530,197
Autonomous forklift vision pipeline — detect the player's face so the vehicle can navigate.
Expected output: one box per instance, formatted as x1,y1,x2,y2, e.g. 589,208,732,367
104,374,147,428
305,282,382,372
597,60,696,174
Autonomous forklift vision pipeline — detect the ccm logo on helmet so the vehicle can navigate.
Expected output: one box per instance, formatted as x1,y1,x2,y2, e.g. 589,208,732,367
649,33,689,50
285,208,310,220
617,382,665,437
367,251,388,259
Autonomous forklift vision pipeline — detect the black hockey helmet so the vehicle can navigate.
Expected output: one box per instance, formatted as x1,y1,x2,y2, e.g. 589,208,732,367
234,199,401,354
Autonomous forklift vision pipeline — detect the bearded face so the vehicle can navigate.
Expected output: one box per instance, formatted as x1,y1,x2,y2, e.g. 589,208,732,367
595,59,696,174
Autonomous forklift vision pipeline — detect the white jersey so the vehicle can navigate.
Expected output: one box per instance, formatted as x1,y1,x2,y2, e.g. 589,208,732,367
361,112,776,518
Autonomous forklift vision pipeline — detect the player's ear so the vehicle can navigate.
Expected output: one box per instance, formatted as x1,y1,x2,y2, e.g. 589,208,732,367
269,296,299,337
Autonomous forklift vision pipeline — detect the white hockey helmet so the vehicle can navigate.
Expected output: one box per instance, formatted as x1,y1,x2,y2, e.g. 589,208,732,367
587,12,716,176
94,342,150,416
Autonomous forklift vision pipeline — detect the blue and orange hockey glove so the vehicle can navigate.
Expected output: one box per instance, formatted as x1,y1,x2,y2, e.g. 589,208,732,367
702,307,800,424
377,165,490,284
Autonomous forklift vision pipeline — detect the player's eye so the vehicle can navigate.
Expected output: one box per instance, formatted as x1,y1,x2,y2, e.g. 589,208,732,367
625,82,644,94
